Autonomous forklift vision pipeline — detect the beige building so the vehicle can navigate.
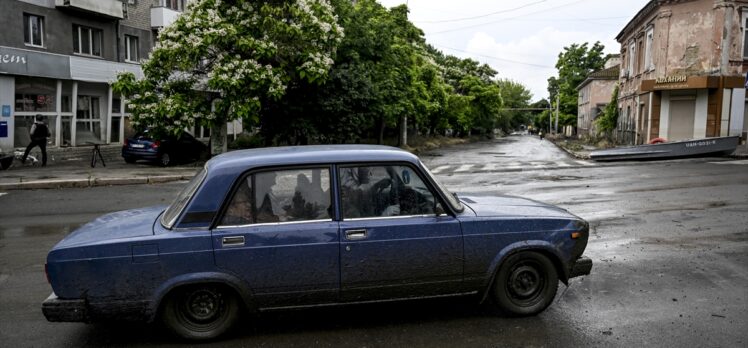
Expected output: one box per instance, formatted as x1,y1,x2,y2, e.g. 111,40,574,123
616,0,747,145
576,56,620,137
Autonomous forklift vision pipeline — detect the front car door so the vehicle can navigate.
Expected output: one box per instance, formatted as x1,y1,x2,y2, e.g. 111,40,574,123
337,164,464,301
212,167,339,308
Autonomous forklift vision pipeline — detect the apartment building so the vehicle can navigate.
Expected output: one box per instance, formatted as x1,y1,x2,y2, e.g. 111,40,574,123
0,0,188,152
616,0,747,145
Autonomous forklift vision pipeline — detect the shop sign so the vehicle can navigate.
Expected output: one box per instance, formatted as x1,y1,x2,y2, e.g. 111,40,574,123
2,105,10,117
655,75,687,84
0,54,26,65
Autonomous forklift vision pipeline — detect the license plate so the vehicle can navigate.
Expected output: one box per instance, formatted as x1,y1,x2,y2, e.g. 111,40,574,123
131,144,145,148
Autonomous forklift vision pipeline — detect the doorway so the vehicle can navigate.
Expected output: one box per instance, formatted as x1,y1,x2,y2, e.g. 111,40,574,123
668,98,695,141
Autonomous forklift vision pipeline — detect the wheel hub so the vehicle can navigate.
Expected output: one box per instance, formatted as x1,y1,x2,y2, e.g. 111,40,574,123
509,265,541,298
186,291,220,321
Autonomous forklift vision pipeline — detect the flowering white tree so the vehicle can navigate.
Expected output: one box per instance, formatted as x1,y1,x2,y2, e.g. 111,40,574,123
114,0,343,154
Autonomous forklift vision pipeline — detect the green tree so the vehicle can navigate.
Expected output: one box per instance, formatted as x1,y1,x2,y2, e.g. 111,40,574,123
113,0,343,154
595,83,619,138
496,79,533,132
547,42,607,130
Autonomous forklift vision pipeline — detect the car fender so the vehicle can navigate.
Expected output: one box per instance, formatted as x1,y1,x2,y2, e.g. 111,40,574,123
478,240,566,303
147,271,257,322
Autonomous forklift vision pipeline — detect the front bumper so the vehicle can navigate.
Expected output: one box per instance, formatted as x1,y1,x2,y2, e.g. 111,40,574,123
42,293,88,322
569,256,593,278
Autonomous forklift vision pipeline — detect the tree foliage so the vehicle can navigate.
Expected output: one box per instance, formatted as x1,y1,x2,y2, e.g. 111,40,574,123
115,0,538,150
547,42,607,128
595,83,619,136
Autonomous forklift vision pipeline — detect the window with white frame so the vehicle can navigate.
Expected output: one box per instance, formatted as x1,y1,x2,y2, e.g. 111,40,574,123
743,13,748,59
73,25,103,57
125,35,139,62
23,13,44,47
645,27,654,70
628,41,636,77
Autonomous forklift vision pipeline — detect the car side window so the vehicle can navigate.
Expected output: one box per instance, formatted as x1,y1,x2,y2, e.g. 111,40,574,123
220,168,331,226
339,165,440,219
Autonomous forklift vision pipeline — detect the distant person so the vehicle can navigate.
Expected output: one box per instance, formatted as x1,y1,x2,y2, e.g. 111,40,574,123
22,114,50,166
538,131,544,140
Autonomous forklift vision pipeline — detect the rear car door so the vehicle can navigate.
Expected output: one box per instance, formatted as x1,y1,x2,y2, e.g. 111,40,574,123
337,164,464,301
212,167,339,308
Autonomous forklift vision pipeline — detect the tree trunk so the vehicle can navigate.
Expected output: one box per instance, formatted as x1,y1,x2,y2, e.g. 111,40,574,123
398,115,407,147
210,122,228,156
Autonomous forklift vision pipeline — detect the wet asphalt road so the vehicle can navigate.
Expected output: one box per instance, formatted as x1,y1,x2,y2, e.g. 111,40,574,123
1,135,747,347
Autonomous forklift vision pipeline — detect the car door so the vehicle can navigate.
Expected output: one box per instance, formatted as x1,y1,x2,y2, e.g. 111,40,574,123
212,167,339,308
337,164,464,302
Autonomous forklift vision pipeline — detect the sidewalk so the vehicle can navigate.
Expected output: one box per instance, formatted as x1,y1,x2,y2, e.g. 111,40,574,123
0,157,201,190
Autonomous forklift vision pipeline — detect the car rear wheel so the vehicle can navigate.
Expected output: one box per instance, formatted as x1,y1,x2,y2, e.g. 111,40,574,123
159,152,171,167
162,285,239,341
492,251,558,316
124,156,136,164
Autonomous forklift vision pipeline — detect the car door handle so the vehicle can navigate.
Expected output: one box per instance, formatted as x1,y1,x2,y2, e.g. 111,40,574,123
345,229,367,240
222,236,245,247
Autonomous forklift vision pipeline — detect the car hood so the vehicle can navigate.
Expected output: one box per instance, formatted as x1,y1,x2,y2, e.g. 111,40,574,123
458,194,576,218
52,205,166,249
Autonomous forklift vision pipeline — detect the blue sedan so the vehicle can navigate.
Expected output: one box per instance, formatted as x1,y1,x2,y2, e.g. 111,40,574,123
43,145,592,340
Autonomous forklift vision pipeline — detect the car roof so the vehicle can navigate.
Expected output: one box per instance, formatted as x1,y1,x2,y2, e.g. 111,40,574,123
206,145,419,173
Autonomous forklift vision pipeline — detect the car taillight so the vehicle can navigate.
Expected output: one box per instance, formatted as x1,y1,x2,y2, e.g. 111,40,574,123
123,139,129,147
152,140,160,149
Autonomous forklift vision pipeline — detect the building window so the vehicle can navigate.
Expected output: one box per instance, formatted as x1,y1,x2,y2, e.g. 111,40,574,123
125,35,139,62
628,41,636,77
743,14,748,59
645,27,654,71
73,25,103,57
23,13,44,47
156,0,186,11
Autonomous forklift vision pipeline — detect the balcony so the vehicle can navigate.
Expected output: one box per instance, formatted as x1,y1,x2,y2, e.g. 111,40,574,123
150,6,181,28
55,0,123,19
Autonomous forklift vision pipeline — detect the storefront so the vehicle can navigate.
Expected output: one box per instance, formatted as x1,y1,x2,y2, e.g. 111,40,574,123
0,46,142,152
631,75,746,144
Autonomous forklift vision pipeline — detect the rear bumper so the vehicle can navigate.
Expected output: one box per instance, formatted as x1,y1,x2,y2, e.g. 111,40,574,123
42,293,88,322
569,256,593,278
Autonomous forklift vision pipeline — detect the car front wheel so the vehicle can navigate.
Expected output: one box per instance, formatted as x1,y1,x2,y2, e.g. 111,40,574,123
162,285,240,341
492,251,558,316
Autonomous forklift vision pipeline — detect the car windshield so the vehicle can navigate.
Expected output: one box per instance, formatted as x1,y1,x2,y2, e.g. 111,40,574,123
418,160,463,212
161,167,207,229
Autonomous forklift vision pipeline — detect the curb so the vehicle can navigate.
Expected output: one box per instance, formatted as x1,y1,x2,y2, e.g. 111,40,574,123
0,175,190,190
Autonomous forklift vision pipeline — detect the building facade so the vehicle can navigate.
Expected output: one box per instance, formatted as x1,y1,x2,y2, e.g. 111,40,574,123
576,56,620,138
0,0,190,153
616,0,748,146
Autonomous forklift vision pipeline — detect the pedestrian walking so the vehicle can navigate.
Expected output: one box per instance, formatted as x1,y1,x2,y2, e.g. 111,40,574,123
22,114,50,166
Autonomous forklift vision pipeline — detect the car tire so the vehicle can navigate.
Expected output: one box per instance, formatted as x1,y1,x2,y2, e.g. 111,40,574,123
159,152,171,167
124,157,136,164
492,251,558,316
162,284,240,341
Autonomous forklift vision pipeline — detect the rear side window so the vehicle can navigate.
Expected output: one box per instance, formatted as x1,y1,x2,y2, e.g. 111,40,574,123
219,167,332,226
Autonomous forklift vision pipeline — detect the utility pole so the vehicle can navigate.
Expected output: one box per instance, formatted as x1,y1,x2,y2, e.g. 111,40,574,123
555,94,560,135
548,95,552,134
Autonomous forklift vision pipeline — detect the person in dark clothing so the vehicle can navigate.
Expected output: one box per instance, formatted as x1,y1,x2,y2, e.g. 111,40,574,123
22,114,50,166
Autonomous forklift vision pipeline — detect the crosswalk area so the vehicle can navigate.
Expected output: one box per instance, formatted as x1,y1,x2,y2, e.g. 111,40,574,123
427,159,595,174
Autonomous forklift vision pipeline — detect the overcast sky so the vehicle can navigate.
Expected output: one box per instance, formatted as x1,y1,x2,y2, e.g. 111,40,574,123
377,0,650,102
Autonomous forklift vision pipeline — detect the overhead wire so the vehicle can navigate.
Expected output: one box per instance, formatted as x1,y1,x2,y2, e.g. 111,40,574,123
427,0,590,35
414,0,547,24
